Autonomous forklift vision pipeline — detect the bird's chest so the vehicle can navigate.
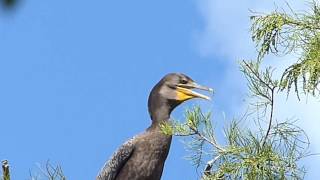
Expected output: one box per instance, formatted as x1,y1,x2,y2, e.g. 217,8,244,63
136,133,172,164
116,132,172,180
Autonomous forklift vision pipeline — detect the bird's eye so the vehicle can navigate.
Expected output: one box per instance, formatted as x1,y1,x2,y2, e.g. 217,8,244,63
181,79,188,84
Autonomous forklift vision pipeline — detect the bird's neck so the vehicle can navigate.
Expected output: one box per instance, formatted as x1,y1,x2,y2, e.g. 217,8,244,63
151,105,171,124
148,100,177,130
148,84,180,130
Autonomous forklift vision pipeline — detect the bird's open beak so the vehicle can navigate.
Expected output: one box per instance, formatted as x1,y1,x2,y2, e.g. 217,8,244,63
176,82,213,101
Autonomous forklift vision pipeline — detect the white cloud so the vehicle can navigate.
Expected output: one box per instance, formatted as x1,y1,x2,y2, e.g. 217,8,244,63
195,0,320,179
194,0,307,59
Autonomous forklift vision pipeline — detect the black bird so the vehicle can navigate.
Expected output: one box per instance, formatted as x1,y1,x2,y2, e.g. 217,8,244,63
97,73,213,180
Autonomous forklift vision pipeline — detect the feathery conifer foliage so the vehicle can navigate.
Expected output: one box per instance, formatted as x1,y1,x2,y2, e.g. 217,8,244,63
161,60,310,179
251,1,320,98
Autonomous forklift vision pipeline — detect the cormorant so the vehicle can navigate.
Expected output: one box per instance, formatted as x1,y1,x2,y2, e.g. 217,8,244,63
97,73,212,180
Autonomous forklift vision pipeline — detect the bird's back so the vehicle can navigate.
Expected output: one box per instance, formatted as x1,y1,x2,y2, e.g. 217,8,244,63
97,138,135,180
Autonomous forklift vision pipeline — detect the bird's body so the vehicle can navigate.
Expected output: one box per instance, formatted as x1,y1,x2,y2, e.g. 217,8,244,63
97,126,172,180
97,73,212,180
115,126,172,180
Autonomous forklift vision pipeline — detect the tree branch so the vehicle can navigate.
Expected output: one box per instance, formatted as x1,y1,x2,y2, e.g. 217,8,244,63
189,126,225,153
203,155,222,177
1,160,10,180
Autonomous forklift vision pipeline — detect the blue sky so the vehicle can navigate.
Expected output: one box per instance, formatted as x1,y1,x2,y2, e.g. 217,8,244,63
0,0,319,179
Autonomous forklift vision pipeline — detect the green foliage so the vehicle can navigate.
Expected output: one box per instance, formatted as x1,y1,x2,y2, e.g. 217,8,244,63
240,61,277,102
219,120,307,180
164,107,308,179
280,33,320,97
251,12,292,60
250,1,320,97
163,60,310,179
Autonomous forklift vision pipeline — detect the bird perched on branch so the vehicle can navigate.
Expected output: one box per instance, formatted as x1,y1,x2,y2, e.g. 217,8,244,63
97,73,212,180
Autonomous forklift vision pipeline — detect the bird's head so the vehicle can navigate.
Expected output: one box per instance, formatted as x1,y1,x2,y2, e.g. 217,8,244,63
148,73,213,121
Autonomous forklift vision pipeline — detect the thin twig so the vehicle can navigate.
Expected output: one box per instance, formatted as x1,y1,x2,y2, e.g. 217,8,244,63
189,126,225,152
242,60,273,91
203,155,222,177
262,87,275,147
174,132,197,137
242,60,277,147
